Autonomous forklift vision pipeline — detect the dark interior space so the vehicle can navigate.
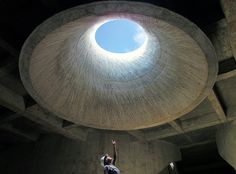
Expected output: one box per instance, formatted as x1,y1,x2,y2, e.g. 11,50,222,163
0,0,236,173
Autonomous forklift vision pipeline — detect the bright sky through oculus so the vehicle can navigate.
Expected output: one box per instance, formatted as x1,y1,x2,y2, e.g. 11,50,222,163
95,19,147,53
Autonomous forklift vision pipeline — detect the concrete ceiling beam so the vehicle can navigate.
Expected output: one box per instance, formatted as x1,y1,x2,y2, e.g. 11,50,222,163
0,38,18,58
180,140,215,149
23,105,88,142
0,75,27,96
0,114,21,125
207,89,227,122
145,127,177,141
0,83,88,142
62,120,78,129
145,112,236,141
0,84,25,112
0,123,39,141
169,120,183,133
169,120,193,143
127,130,146,141
217,69,236,81
0,62,17,77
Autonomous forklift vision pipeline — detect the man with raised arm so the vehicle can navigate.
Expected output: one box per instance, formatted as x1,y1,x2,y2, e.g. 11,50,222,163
100,140,120,174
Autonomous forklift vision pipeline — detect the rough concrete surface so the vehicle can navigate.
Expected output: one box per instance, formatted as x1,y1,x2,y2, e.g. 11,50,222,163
0,132,181,174
216,120,236,170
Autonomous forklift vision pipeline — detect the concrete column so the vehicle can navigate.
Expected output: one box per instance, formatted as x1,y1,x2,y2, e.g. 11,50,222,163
207,19,233,61
221,0,236,60
216,120,236,169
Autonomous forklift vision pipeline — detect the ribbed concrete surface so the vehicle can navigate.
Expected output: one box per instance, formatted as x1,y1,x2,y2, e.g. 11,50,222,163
19,1,218,130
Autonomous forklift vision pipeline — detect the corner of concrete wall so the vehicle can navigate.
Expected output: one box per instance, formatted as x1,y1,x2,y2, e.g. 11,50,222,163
216,120,236,170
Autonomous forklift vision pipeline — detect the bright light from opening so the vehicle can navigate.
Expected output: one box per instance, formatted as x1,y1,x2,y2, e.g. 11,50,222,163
170,162,175,170
95,19,147,53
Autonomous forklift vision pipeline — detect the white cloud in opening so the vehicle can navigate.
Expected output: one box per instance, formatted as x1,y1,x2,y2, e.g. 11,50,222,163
133,27,146,45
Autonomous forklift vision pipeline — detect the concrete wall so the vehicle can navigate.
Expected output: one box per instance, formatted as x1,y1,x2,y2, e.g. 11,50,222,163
0,131,181,174
159,167,170,174
0,143,35,174
216,120,236,170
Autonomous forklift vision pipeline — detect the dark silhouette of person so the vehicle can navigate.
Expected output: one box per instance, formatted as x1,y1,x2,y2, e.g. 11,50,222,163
101,140,120,174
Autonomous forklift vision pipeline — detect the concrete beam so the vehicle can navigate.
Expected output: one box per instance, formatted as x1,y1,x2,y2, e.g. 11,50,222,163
0,62,17,77
181,113,221,132
169,120,183,133
64,126,88,142
127,130,146,141
145,127,177,141
0,38,18,57
23,105,88,141
0,123,39,141
207,89,227,122
169,120,193,142
0,84,25,112
180,140,215,149
24,105,62,127
217,69,236,81
217,57,236,81
0,74,27,96
227,106,236,121
145,112,236,141
62,120,79,129
0,114,21,125
0,84,88,142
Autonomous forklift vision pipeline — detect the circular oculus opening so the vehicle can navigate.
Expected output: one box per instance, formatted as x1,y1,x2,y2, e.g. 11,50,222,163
95,19,147,53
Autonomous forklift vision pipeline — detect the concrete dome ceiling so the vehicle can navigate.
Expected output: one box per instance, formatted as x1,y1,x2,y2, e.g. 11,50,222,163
19,1,218,130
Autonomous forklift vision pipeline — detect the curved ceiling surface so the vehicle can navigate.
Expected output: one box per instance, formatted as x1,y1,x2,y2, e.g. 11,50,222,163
19,1,218,130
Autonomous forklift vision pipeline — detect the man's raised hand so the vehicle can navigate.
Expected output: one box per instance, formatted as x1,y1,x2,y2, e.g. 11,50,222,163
112,140,116,145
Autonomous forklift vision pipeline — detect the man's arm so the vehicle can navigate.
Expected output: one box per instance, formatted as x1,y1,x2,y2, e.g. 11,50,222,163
112,140,117,165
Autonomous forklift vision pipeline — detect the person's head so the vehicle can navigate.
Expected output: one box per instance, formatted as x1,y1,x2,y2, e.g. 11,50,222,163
105,155,113,165
101,154,113,166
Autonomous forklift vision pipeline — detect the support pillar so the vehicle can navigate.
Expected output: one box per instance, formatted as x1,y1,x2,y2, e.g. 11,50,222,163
216,120,236,169
221,0,236,60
